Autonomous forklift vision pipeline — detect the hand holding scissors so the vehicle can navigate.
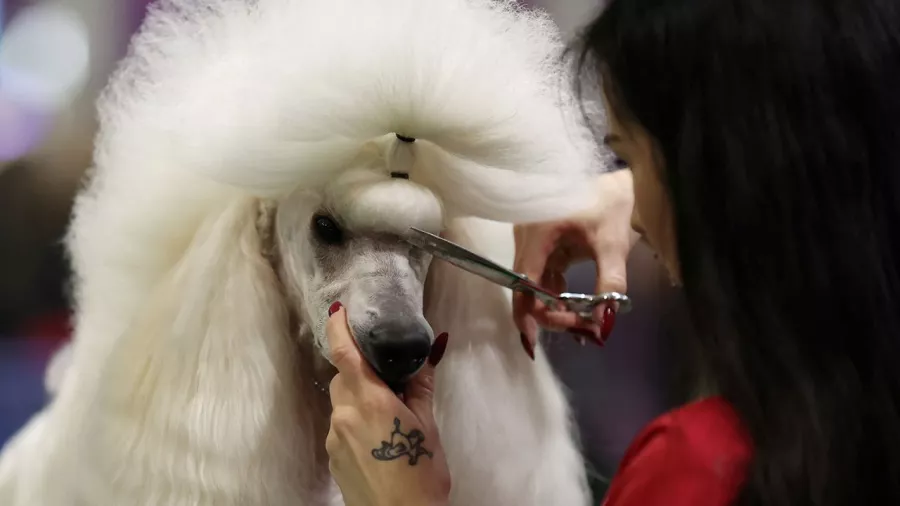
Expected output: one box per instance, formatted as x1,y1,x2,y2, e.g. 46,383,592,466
405,227,632,352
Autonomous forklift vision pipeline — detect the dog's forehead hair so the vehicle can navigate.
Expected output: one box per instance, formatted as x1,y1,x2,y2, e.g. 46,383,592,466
322,169,444,237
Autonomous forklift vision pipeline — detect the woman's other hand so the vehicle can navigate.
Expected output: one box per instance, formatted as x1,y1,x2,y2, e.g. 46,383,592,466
513,170,638,355
325,304,452,506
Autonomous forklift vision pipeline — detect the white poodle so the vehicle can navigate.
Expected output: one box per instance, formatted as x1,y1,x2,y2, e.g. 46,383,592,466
0,1,606,504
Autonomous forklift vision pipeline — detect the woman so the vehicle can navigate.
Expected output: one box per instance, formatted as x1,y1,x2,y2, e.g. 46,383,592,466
325,0,900,504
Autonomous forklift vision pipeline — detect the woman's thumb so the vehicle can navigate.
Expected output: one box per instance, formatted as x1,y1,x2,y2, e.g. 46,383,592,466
404,332,449,418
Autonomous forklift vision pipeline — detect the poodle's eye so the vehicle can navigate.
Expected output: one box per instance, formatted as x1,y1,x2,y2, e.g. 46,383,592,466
312,214,344,245
613,157,630,170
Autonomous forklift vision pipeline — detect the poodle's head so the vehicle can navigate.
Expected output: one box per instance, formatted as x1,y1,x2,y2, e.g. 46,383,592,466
86,0,605,389
271,142,442,386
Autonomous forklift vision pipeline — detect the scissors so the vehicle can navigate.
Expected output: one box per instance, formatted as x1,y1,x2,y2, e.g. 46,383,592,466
405,227,632,321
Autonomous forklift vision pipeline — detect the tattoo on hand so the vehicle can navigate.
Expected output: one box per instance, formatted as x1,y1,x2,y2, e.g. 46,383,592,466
371,418,433,466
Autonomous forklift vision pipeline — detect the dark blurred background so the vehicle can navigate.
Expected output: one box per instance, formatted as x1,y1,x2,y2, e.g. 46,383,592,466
0,0,691,500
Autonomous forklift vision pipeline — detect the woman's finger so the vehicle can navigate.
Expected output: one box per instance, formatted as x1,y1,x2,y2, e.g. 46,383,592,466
328,371,351,405
326,305,384,389
520,287,603,345
540,265,568,311
538,255,605,342
326,305,365,374
512,291,541,354
533,308,582,330
591,235,630,296
589,229,633,344
512,230,552,349
514,243,573,351
516,287,596,346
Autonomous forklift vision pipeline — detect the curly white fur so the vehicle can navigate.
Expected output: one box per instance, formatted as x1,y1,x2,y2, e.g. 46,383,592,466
0,1,602,505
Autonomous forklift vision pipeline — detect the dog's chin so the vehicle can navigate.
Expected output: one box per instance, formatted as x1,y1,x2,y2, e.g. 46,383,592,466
381,370,423,395
359,350,424,394
380,376,414,395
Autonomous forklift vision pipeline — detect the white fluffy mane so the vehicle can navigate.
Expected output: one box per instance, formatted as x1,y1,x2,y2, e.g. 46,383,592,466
97,0,597,201
71,0,600,350
0,1,602,505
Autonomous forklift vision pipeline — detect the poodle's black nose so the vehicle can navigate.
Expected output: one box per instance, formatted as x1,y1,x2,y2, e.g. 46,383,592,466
367,321,432,386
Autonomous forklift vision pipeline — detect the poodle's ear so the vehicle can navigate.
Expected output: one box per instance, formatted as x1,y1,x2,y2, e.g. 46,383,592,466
423,219,516,333
424,218,590,506
100,197,302,426
155,197,289,355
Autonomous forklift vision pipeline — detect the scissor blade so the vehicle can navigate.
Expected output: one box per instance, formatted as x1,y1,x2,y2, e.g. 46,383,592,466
405,227,633,320
405,227,525,289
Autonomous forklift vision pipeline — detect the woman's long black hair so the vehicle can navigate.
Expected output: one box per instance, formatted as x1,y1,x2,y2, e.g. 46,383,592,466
575,1,900,505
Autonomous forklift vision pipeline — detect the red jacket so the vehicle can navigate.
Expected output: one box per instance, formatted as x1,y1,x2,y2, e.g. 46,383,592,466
603,397,752,506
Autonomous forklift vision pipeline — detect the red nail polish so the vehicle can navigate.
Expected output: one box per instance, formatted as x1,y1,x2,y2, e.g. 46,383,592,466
600,306,616,343
429,332,449,367
328,301,343,317
567,327,604,348
520,333,535,361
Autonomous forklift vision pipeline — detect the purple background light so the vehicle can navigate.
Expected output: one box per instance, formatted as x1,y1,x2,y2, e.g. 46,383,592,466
0,94,51,162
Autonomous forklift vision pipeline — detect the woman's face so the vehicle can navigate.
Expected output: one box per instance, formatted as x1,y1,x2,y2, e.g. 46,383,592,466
602,92,680,285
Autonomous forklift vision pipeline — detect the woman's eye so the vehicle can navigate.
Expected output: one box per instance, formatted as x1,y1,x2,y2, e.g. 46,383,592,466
312,214,344,245
613,157,630,170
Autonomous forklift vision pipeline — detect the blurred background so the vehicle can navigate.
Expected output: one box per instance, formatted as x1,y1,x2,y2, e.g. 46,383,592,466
0,0,692,500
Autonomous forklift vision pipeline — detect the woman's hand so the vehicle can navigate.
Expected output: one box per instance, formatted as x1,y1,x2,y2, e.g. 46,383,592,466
513,170,638,356
325,304,452,506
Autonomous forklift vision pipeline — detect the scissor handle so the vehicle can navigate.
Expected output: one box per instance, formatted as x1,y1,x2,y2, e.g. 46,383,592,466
559,291,632,321
512,280,632,322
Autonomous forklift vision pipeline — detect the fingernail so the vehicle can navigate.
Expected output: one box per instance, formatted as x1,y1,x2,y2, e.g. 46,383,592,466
429,332,449,367
567,327,604,348
520,333,535,361
600,305,617,344
328,301,343,317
